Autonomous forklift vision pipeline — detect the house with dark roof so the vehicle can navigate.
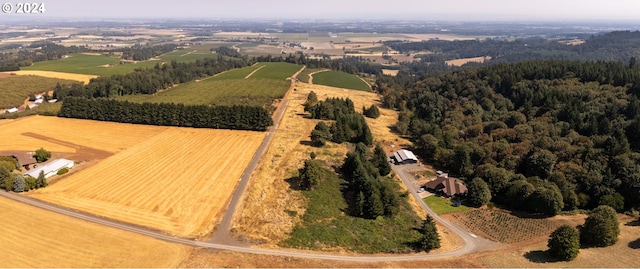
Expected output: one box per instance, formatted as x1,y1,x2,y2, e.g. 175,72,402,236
0,151,37,170
424,173,468,197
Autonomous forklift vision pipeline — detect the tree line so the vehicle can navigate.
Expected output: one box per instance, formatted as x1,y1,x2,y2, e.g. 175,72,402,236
54,56,252,100
385,31,640,64
121,43,178,61
59,97,273,131
381,60,640,215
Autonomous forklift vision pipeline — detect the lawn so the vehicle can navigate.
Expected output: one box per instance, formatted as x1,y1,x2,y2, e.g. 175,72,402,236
423,195,471,215
280,165,423,254
312,70,371,91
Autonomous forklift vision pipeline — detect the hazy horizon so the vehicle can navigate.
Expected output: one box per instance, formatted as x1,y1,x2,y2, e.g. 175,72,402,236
5,0,640,22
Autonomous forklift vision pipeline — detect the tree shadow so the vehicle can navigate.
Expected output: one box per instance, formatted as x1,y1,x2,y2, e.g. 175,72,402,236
284,176,305,191
625,218,640,226
524,250,559,263
629,238,640,249
299,140,314,146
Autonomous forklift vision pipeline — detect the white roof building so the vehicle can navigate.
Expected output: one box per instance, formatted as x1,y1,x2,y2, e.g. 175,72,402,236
25,158,74,179
393,149,418,164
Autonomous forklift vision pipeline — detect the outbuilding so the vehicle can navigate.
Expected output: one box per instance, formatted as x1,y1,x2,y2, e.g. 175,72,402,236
392,149,418,164
24,158,74,179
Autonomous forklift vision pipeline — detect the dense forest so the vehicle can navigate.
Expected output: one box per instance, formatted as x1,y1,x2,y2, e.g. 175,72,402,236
385,31,640,64
59,97,273,131
381,60,640,215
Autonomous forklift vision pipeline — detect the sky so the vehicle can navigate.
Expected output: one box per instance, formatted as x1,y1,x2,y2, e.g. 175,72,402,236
20,0,640,21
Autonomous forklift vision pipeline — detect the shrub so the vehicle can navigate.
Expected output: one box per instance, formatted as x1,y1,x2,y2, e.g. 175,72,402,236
548,224,580,261
580,205,620,247
33,148,51,163
57,167,69,175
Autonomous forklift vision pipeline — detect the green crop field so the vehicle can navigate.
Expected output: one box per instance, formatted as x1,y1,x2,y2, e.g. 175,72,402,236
311,70,371,91
23,49,219,77
118,62,302,108
0,75,77,109
248,62,301,80
296,67,324,83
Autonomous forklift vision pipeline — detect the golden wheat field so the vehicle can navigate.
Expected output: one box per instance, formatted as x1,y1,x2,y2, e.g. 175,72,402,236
29,126,266,238
0,195,188,267
5,70,97,84
0,116,164,154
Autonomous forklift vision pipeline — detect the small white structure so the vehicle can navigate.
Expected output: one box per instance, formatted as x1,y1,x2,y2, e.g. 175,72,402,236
392,149,418,164
25,158,74,179
5,107,18,114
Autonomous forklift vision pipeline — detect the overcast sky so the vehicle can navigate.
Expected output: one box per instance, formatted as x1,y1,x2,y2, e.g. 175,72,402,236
33,0,640,21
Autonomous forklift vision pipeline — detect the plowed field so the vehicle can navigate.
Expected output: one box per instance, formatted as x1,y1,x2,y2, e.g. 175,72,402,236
29,127,265,238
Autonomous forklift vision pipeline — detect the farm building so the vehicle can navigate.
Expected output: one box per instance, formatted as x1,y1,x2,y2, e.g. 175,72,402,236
5,107,18,114
24,158,74,179
424,173,468,197
0,151,37,170
392,149,418,164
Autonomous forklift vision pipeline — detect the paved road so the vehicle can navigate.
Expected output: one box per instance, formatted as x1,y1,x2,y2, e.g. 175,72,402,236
0,189,489,261
391,163,496,255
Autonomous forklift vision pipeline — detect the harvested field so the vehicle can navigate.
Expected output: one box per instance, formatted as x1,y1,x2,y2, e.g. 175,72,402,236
0,195,188,267
7,70,97,84
29,127,266,238
0,116,164,154
382,69,399,76
445,56,491,67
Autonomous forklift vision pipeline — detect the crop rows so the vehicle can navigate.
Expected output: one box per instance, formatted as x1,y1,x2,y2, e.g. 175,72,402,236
29,127,265,237
451,209,559,243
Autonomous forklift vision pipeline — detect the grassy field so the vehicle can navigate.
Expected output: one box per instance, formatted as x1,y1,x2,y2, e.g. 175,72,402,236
233,83,418,249
311,70,371,91
423,195,471,215
280,165,424,253
0,196,188,267
119,62,301,107
0,75,77,109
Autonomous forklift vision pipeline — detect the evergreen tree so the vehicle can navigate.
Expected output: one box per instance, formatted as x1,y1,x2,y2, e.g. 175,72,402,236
419,215,441,252
580,205,620,247
364,104,381,118
548,224,580,261
372,144,392,176
298,160,322,191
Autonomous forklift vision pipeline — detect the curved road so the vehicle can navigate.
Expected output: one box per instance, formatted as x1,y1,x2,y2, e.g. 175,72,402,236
1,69,496,262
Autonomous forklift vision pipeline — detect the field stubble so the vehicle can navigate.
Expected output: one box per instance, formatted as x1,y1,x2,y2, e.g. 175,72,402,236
0,195,188,267
29,127,265,238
